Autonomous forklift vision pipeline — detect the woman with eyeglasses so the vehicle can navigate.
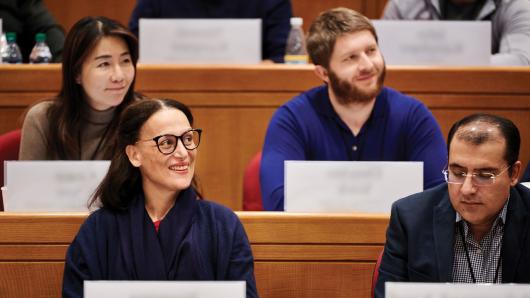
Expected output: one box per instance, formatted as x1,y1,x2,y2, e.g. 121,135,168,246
62,99,258,298
19,16,141,160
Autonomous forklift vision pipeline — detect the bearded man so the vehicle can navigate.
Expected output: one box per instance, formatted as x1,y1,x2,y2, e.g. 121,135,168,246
260,7,447,211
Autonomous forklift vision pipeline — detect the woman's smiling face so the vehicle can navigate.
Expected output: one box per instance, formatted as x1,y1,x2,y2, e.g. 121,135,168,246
127,108,197,196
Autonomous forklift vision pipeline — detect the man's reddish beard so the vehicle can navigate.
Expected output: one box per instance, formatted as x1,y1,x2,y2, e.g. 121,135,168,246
328,63,386,105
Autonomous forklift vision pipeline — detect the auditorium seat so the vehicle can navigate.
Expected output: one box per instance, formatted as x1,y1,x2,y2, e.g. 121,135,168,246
0,129,21,211
371,249,384,298
243,151,263,211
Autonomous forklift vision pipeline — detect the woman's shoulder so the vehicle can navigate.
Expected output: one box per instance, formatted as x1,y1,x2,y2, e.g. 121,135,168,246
25,101,54,122
80,208,118,233
195,200,249,244
28,100,54,113
197,200,240,225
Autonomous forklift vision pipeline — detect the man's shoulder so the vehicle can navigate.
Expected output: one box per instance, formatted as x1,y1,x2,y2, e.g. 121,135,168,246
382,86,424,107
500,0,530,9
380,87,433,122
284,85,327,109
386,0,426,8
513,184,530,209
383,0,430,15
273,85,327,125
393,183,449,213
497,0,530,16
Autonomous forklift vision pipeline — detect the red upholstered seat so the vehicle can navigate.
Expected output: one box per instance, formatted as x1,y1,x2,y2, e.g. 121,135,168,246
243,152,263,211
372,249,384,298
0,129,21,211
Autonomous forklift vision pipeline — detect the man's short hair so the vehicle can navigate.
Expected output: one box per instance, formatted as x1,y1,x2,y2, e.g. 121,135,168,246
447,113,520,169
306,7,378,69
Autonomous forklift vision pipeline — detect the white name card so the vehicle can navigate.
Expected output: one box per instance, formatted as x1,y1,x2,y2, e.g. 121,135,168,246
372,20,491,66
0,19,3,63
386,282,530,298
84,281,246,298
284,161,423,213
3,161,110,211
139,19,261,64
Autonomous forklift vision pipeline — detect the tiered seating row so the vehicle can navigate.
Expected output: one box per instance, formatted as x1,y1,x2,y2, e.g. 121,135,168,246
2,65,529,210
0,212,389,298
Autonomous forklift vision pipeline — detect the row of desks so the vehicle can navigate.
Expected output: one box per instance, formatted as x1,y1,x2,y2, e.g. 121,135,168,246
1,64,529,210
0,212,388,298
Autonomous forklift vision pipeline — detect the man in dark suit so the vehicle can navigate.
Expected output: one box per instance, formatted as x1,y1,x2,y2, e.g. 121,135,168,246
375,113,530,298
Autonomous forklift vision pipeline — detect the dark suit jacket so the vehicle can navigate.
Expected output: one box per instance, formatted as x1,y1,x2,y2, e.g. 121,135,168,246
375,183,530,298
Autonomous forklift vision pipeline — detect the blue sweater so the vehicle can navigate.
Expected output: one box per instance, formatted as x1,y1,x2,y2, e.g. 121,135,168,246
128,0,292,62
260,85,448,211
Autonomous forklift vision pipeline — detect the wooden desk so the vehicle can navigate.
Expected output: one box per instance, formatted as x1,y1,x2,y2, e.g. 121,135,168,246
0,212,389,298
1,65,529,210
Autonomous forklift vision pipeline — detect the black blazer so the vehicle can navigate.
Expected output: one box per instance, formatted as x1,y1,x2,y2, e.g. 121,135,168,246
375,183,530,298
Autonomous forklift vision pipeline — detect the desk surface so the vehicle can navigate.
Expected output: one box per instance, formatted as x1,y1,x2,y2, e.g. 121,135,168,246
3,64,530,93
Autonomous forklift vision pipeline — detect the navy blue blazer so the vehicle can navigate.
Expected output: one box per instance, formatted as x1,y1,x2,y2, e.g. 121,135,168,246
375,183,530,298
62,188,258,297
128,0,292,63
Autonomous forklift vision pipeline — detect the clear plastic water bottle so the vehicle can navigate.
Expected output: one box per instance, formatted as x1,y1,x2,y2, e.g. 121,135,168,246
284,17,308,64
2,32,23,64
30,33,53,64
0,33,7,63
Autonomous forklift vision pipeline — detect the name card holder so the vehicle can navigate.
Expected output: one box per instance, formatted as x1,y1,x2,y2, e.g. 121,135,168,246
84,280,246,298
285,161,423,213
4,160,110,211
139,19,262,64
372,20,491,66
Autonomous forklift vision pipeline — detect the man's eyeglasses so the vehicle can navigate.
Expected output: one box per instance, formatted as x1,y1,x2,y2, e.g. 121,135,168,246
136,128,202,155
442,165,511,186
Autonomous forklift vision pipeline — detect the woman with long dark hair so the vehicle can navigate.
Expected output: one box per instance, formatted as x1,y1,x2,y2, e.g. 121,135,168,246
19,16,140,160
62,99,258,298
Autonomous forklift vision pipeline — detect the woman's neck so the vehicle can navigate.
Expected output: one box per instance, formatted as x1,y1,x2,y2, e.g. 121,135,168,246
81,100,116,125
143,183,178,222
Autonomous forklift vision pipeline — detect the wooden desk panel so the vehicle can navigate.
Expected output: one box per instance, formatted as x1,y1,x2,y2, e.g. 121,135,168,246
255,262,374,298
0,212,389,298
1,65,529,210
0,262,65,297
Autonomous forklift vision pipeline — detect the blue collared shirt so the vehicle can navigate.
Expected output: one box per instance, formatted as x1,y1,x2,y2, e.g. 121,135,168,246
260,85,448,211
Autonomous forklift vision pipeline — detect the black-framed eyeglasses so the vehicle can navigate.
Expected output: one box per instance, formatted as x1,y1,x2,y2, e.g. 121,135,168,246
442,164,511,187
136,128,202,155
